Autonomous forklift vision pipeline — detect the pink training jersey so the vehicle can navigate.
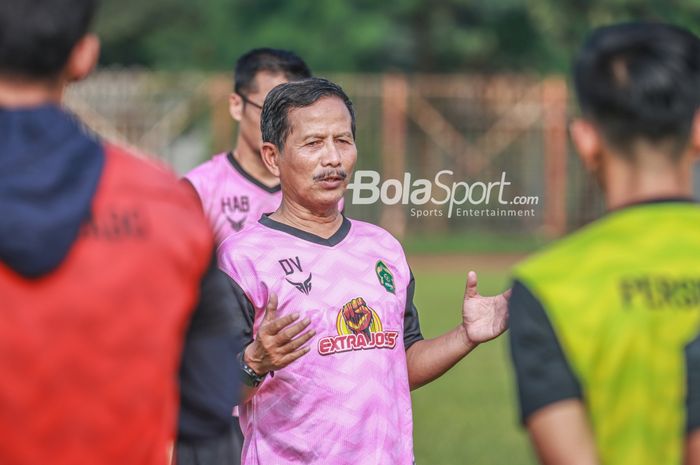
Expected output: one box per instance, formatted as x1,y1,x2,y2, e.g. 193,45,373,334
184,152,344,245
218,215,423,465
184,152,282,244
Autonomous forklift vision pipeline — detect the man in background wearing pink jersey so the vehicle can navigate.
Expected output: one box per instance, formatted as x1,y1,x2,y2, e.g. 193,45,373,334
176,49,311,465
218,77,511,465
183,48,312,244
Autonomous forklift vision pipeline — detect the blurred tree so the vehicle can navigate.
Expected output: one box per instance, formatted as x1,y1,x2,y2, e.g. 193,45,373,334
527,0,700,71
94,0,700,73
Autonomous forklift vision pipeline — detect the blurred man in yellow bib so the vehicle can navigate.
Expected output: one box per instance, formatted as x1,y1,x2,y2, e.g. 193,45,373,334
508,22,700,465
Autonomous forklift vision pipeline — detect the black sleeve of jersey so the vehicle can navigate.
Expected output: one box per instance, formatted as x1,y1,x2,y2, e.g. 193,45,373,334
508,279,582,424
686,331,700,432
226,277,256,348
177,254,254,442
404,270,424,350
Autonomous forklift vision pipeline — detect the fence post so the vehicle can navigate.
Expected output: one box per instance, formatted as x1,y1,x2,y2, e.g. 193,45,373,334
542,77,568,237
380,73,408,239
209,74,235,154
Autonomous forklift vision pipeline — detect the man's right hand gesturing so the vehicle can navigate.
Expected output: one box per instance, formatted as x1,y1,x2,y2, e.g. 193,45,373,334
243,291,315,378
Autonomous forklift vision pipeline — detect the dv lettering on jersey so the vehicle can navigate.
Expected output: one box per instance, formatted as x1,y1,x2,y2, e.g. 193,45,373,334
279,256,312,295
318,297,399,356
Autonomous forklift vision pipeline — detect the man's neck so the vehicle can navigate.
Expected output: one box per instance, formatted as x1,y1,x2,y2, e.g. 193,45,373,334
270,200,343,239
233,144,279,188
603,150,695,210
0,78,63,108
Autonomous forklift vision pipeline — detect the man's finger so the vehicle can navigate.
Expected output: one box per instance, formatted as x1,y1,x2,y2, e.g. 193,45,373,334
263,312,300,335
502,288,513,301
465,271,479,299
262,291,279,323
282,328,316,352
279,346,311,367
276,318,312,343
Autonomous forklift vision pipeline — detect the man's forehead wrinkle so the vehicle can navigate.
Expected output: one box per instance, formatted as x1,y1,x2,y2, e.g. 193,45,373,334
294,125,352,142
288,112,325,138
285,98,352,144
301,130,352,139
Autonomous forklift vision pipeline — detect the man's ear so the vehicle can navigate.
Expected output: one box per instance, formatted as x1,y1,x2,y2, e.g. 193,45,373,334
689,110,700,160
261,142,281,177
65,34,100,83
229,93,243,122
570,118,603,173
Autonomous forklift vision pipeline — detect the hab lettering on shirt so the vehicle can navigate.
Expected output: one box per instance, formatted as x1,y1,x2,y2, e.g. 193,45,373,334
221,195,249,232
279,256,313,295
318,297,399,355
220,195,250,213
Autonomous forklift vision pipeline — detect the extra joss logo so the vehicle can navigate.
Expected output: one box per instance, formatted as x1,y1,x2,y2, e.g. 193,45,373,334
318,297,398,356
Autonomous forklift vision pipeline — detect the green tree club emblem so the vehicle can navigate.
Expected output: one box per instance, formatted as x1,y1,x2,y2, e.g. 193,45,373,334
375,260,395,294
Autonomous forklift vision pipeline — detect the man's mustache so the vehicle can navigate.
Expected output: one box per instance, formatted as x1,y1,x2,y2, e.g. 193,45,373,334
313,169,348,182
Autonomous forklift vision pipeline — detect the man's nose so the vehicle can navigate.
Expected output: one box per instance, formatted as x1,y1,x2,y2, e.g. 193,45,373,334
321,139,342,166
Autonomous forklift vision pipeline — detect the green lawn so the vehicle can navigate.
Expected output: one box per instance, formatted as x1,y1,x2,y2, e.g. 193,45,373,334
403,232,548,255
411,270,538,465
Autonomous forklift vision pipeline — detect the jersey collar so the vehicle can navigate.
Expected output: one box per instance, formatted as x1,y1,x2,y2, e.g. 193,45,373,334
258,213,351,247
610,196,696,213
227,152,281,194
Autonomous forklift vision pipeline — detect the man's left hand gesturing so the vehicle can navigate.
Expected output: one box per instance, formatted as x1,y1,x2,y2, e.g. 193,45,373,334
461,271,511,346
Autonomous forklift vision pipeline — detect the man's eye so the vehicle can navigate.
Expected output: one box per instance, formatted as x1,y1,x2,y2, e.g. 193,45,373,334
306,140,322,147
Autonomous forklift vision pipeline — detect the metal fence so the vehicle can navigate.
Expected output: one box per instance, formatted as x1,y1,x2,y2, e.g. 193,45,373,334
66,69,608,239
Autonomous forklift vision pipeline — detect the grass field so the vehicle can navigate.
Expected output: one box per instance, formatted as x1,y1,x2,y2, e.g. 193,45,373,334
410,266,538,465
403,232,548,255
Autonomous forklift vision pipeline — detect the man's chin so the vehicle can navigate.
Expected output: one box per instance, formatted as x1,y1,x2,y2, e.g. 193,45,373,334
308,187,345,210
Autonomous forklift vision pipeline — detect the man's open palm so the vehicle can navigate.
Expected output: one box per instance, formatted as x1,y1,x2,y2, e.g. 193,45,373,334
462,271,511,345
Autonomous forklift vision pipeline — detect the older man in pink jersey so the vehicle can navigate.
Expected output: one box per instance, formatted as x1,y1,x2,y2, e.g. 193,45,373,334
218,77,510,465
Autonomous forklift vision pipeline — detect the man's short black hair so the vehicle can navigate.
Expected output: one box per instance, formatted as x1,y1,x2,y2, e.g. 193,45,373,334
0,0,97,80
234,48,311,96
261,77,356,151
574,22,700,159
